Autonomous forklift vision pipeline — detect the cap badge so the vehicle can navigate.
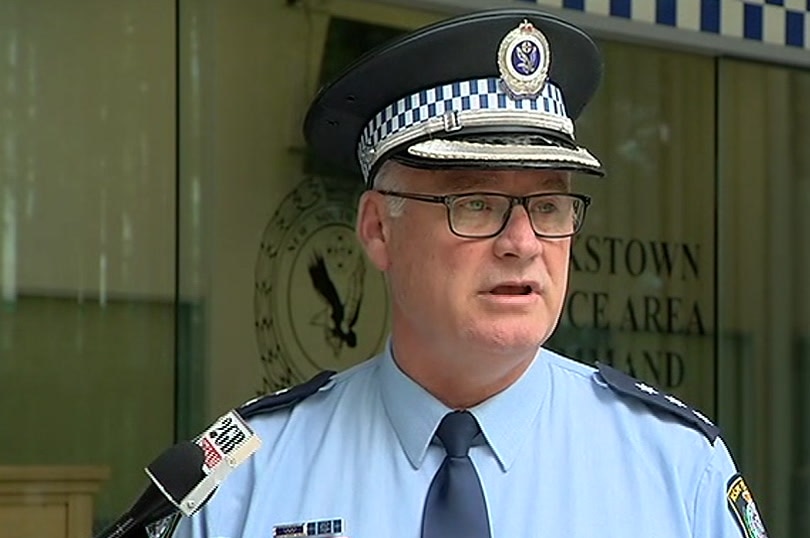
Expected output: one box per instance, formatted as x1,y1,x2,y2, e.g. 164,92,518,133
497,20,550,98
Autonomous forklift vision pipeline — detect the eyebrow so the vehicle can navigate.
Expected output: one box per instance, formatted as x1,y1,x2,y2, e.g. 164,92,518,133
442,174,494,191
538,175,571,192
434,171,571,192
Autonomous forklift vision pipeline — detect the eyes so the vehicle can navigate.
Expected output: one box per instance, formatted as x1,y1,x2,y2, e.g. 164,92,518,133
375,189,588,238
532,200,563,214
456,196,491,212
452,194,567,215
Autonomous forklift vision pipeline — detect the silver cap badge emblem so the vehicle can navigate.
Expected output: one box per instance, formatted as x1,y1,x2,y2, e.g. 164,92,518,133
497,20,550,98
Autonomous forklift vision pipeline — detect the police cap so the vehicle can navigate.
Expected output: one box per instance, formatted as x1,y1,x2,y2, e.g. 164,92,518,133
303,7,604,184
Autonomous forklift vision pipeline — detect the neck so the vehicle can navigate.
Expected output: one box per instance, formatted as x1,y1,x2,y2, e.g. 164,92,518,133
389,331,538,409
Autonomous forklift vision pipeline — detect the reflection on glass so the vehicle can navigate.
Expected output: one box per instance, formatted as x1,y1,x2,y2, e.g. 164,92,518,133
718,59,810,538
0,0,175,530
548,41,717,415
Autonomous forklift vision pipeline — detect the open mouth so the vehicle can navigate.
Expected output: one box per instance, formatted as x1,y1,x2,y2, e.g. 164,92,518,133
488,284,535,295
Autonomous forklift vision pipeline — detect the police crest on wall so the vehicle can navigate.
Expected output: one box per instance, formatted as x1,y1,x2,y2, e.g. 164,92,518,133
254,176,390,393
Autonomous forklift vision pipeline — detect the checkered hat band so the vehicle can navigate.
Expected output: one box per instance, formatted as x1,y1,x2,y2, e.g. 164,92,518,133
360,77,569,151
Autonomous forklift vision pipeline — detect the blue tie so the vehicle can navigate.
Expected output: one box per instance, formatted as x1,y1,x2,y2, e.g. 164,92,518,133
421,411,492,538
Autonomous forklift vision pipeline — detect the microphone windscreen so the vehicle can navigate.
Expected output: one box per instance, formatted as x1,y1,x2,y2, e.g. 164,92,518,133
146,440,206,504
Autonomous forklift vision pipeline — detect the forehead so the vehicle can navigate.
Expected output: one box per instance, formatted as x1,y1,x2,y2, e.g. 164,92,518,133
399,166,571,192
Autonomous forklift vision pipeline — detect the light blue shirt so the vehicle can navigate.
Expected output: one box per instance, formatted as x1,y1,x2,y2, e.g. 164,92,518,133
174,344,749,538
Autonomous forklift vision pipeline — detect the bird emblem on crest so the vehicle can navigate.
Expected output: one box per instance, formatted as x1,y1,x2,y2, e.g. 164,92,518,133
514,40,540,76
308,252,365,357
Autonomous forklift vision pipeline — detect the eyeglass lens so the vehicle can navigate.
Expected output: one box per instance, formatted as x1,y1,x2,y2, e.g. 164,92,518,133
448,194,583,237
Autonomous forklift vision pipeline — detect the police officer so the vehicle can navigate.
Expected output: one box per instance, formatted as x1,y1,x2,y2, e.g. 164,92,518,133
175,7,767,538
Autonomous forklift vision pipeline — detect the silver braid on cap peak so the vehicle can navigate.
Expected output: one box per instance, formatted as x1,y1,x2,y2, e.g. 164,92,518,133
356,77,574,181
407,139,601,169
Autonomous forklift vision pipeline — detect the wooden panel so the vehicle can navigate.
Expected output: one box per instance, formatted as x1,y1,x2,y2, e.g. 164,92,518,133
0,466,109,538
0,504,67,538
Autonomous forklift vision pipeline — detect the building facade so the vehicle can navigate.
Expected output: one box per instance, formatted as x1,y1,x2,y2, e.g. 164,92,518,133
0,0,807,536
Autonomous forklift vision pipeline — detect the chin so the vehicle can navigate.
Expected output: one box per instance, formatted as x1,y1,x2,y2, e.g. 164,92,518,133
461,322,546,355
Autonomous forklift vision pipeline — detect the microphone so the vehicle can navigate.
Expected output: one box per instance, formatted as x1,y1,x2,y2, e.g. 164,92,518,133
94,410,262,538
93,441,205,538
173,409,262,516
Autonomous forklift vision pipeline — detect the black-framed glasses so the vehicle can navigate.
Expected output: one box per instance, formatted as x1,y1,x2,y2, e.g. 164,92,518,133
377,190,591,239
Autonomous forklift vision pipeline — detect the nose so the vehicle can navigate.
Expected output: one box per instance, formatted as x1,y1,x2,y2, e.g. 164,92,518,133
492,205,542,259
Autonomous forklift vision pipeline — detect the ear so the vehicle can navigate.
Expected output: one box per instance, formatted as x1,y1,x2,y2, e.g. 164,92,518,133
356,191,391,271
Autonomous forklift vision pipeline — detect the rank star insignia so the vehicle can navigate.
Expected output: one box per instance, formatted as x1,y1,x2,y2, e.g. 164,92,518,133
692,408,714,426
664,394,687,408
635,382,658,395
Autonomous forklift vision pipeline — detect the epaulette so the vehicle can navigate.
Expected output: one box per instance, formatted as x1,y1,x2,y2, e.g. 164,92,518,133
596,363,719,443
237,370,336,420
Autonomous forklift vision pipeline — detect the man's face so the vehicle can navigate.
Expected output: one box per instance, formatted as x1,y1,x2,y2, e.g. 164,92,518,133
358,163,575,360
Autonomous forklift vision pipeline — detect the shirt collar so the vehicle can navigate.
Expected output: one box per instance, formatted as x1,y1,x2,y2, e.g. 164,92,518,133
470,347,551,471
379,340,551,472
379,341,450,469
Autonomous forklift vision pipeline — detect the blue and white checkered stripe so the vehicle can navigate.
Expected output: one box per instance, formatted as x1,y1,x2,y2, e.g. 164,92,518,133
358,77,571,178
529,0,810,49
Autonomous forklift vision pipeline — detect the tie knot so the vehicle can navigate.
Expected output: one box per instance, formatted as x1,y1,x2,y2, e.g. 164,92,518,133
435,411,481,457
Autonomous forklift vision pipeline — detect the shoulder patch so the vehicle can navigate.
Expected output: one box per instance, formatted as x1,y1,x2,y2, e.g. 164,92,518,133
596,363,719,443
237,370,336,420
727,474,769,538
